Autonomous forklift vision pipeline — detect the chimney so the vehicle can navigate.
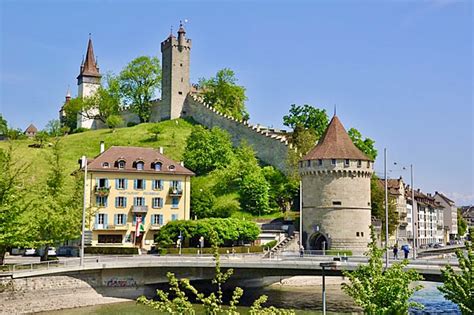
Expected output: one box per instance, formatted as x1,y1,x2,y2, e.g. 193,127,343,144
180,161,184,167
159,147,164,154
100,141,105,154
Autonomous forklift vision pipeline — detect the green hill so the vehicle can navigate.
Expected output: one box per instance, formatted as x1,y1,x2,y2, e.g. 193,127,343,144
0,119,194,184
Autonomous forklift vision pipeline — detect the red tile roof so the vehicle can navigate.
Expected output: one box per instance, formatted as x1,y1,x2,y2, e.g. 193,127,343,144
87,146,194,176
24,124,38,133
79,38,101,78
301,115,371,161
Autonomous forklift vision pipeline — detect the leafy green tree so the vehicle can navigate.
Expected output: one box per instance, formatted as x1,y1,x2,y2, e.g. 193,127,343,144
106,114,123,131
191,185,216,219
342,227,424,313
286,125,318,180
199,68,249,121
34,130,50,148
6,128,27,140
45,119,62,137
183,126,234,175
348,127,378,160
458,208,468,237
0,114,7,136
239,171,271,216
148,123,163,141
29,140,82,261
62,97,83,131
140,230,294,314
438,230,473,314
283,104,329,139
119,56,161,122
0,144,33,265
262,166,299,212
371,175,399,237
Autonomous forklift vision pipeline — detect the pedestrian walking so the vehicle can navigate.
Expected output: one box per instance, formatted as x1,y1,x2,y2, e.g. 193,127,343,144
299,246,304,258
393,244,399,260
402,244,409,259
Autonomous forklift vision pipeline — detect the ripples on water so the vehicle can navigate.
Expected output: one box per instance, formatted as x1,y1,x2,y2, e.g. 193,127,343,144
409,282,460,314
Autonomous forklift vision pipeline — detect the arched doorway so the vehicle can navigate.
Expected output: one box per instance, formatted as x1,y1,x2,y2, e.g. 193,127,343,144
309,232,329,250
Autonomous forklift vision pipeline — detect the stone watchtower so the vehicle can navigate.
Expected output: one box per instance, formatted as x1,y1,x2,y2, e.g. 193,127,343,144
76,36,101,129
299,115,374,254
160,22,192,120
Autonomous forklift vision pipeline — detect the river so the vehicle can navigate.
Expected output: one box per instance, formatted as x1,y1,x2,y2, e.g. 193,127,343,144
43,279,460,314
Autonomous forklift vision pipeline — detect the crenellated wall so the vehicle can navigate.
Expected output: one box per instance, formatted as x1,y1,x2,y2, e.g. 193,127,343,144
183,95,291,172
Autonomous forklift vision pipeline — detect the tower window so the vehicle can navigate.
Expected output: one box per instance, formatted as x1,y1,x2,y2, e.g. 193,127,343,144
178,91,183,95
180,63,183,67
181,77,183,82
357,160,362,167
331,159,337,166
344,159,350,166
356,232,360,237
367,161,370,168
307,160,311,167
332,201,342,206
318,159,322,166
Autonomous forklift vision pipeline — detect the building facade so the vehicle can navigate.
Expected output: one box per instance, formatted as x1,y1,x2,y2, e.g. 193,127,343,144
84,145,194,251
434,192,458,240
299,115,373,254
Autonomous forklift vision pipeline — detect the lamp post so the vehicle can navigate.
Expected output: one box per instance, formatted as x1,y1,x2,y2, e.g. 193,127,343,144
320,262,339,315
384,148,389,269
80,156,87,267
299,180,303,249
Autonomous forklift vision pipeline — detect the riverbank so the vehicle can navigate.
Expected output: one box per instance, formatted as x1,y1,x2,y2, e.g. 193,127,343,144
0,276,132,315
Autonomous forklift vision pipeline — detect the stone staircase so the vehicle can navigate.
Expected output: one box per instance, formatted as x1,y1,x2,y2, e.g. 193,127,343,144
264,232,299,258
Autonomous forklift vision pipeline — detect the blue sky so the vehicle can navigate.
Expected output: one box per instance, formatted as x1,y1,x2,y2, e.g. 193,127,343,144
1,0,472,204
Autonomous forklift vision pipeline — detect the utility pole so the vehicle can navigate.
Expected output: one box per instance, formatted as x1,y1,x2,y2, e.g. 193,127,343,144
80,156,87,267
411,164,416,259
299,180,303,249
384,148,389,269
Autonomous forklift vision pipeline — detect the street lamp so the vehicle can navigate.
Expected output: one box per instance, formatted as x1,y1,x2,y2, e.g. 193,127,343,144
80,156,87,267
320,261,340,315
384,148,389,269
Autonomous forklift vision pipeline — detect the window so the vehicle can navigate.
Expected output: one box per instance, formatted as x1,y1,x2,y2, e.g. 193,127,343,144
172,197,179,208
134,197,145,206
180,63,183,67
98,235,122,244
151,214,163,225
331,159,337,166
344,159,350,166
357,160,362,167
178,91,183,95
356,232,360,237
98,213,106,224
96,196,108,207
118,160,125,169
307,160,311,167
115,196,127,208
171,214,178,221
134,179,145,190
181,77,183,82
169,165,176,170
332,201,342,206
97,178,108,188
102,162,109,168
152,197,163,209
361,232,364,237
152,180,163,190
171,180,182,190
136,161,144,170
318,159,323,166
154,162,162,171
367,161,370,168
116,178,127,190
115,213,126,225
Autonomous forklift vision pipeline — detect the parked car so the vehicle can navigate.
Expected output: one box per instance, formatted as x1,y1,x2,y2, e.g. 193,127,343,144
419,244,428,249
434,243,445,248
57,246,79,257
36,247,57,256
24,248,36,256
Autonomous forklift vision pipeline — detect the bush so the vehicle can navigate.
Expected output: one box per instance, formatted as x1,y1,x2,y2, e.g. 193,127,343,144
127,121,138,127
72,127,89,134
163,246,263,255
84,246,138,255
262,240,278,249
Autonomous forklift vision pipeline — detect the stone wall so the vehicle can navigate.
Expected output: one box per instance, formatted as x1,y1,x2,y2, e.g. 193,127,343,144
183,95,290,172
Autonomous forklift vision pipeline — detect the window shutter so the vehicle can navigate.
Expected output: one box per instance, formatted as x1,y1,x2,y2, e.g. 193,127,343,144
104,214,108,228
159,214,163,225
133,214,136,225
123,214,128,224
104,197,108,207
114,214,118,225
133,197,137,206
124,179,128,189
142,214,146,225
115,179,119,189
124,197,127,208
159,198,163,208
96,178,99,187
105,179,109,187
178,181,182,190
143,179,146,189
115,197,118,208
96,196,100,206
134,179,137,190
94,213,99,229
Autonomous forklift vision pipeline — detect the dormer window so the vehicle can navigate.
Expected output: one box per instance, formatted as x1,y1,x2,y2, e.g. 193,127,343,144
118,160,126,169
168,165,176,171
331,159,337,166
318,159,323,166
154,162,162,171
357,160,362,167
102,162,109,168
136,161,144,170
344,159,350,167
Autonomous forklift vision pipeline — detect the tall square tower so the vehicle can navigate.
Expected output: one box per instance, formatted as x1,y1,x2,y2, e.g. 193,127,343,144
160,23,192,120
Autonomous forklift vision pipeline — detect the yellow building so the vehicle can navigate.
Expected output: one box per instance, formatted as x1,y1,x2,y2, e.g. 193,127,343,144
84,145,194,251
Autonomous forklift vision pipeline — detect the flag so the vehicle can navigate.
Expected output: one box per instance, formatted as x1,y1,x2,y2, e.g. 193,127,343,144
135,216,144,238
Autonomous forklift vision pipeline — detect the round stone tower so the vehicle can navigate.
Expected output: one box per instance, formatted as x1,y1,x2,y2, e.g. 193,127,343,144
299,115,374,254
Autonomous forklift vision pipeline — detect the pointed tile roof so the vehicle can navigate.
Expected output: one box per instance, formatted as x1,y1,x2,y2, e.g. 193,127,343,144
79,37,101,78
24,123,37,133
301,115,371,161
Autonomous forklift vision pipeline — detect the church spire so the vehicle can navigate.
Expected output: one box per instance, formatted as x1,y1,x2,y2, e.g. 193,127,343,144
79,34,101,78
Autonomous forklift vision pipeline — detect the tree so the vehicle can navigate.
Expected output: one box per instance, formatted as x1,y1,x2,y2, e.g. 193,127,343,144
348,128,378,160
119,56,161,123
199,68,249,121
342,227,423,313
62,97,83,131
29,140,82,261
0,114,7,135
458,208,468,237
239,171,272,216
6,128,27,140
106,115,123,131
286,125,318,180
262,166,299,212
0,144,33,265
34,131,50,148
45,119,62,137
283,104,329,139
183,126,234,175
190,186,216,219
438,229,473,314
371,175,399,237
148,123,163,141
140,230,293,315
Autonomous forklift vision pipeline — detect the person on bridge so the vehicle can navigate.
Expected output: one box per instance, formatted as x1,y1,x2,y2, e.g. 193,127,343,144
393,244,399,260
402,244,409,259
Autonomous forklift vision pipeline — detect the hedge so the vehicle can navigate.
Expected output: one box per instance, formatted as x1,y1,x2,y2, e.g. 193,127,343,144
84,246,138,255
160,246,263,255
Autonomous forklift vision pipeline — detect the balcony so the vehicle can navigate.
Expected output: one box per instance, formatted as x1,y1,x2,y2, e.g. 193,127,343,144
109,224,130,230
94,186,111,197
150,224,162,230
169,187,183,196
131,205,148,213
